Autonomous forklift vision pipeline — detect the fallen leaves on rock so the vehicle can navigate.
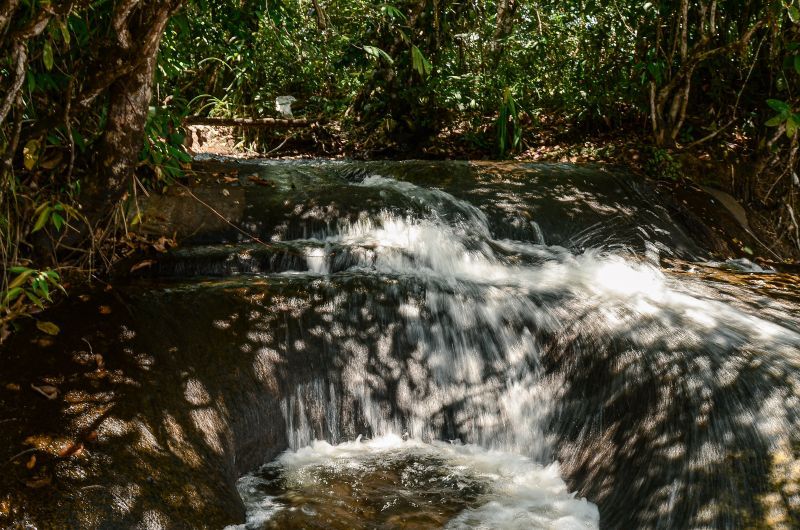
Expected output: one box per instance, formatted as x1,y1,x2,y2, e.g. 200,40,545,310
24,476,51,489
58,442,84,459
30,383,59,400
248,175,274,187
130,259,156,273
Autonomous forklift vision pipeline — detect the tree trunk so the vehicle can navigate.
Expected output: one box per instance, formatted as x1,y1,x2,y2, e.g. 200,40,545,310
81,0,183,220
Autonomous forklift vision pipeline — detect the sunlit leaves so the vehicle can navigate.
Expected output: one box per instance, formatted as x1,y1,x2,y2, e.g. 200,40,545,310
411,45,432,78
23,140,41,170
363,45,393,64
765,99,800,138
42,40,54,71
1,268,64,312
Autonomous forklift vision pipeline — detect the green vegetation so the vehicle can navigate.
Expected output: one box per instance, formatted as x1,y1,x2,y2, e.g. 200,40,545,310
2,0,800,336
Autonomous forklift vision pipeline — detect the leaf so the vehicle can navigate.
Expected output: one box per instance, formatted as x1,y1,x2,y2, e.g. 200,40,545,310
3,287,23,303
789,6,800,23
767,99,790,114
9,269,34,289
765,115,783,127
130,260,156,273
26,455,37,469
50,212,65,232
36,321,60,336
32,206,52,232
411,45,432,77
795,55,800,75
43,40,54,71
58,441,84,458
23,140,41,170
58,19,70,45
30,383,59,400
363,45,393,64
788,116,798,139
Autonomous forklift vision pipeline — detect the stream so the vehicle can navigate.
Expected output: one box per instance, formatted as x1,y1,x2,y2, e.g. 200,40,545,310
2,160,800,529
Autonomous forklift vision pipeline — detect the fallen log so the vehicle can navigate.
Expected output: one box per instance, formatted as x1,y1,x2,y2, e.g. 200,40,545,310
184,116,326,127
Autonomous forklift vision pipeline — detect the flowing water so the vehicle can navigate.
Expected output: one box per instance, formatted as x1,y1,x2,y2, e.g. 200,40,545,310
167,161,800,528
5,161,800,528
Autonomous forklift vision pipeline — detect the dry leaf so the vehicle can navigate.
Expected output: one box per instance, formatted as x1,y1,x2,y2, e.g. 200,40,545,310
222,176,238,183
59,442,84,458
30,383,59,400
248,176,273,187
152,236,174,253
24,476,51,489
98,306,112,315
26,455,36,469
130,260,156,273
85,431,98,442
36,321,60,336
5,383,20,391
78,294,91,302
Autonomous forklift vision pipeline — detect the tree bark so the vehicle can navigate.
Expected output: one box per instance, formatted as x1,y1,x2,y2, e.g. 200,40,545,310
82,0,183,219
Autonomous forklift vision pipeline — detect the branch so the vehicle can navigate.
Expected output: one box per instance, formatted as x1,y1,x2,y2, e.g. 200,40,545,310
0,0,20,37
112,0,140,50
0,43,26,127
184,116,325,127
78,0,184,106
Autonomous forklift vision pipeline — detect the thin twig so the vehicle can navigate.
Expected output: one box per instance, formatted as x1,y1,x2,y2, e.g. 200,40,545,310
7,447,36,463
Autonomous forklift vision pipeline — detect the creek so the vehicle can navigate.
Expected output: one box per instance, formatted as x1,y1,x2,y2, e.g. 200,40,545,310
2,160,799,529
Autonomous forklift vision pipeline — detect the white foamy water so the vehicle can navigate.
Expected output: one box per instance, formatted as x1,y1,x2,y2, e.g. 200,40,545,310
238,174,800,528
232,434,599,529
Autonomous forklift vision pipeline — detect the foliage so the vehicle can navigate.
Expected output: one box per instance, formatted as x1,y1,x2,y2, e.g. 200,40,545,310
645,148,683,181
3,0,800,339
496,87,522,157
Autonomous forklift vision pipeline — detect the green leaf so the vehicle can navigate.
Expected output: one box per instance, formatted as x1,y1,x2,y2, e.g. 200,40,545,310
36,321,60,335
363,45,393,64
787,116,798,138
25,291,43,308
765,115,784,127
767,99,791,114
380,4,406,20
33,206,51,232
789,6,800,23
43,40,54,71
51,212,65,232
3,287,23,303
58,19,70,45
794,55,800,75
23,139,40,170
411,45,432,78
9,270,33,289
26,70,36,94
